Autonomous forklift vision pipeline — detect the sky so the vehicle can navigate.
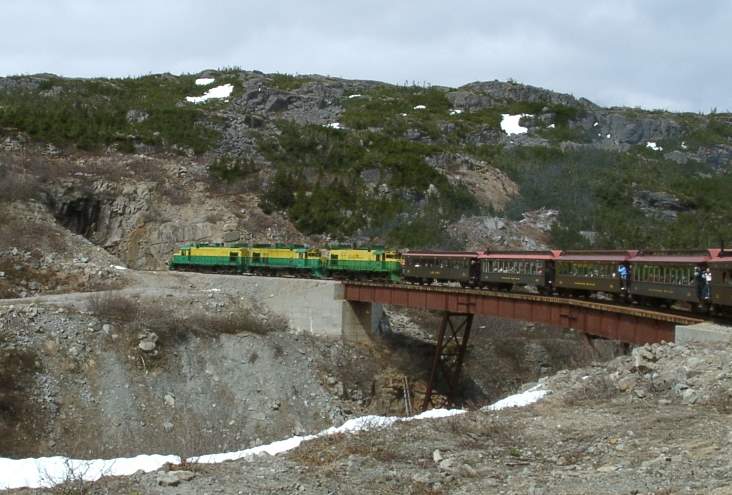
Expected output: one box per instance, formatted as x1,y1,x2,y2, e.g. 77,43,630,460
2,0,729,112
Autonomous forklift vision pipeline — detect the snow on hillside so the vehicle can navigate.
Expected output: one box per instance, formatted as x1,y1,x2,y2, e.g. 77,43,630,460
186,83,234,103
0,387,548,489
501,113,532,135
483,384,548,411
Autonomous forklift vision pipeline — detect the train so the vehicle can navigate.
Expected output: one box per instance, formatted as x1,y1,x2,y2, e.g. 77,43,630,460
169,243,402,281
169,243,732,313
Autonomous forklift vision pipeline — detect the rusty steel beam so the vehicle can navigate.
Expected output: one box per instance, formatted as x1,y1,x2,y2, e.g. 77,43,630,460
343,282,704,345
422,312,474,411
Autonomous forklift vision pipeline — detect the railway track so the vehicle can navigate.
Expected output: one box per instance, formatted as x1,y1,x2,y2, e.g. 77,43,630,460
344,280,707,327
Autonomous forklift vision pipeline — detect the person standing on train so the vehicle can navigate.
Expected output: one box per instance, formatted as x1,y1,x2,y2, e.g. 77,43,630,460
694,267,705,301
617,264,629,291
704,268,712,300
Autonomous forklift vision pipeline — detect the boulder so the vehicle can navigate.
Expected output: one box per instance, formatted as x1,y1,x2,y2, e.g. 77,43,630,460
126,109,149,124
157,470,195,486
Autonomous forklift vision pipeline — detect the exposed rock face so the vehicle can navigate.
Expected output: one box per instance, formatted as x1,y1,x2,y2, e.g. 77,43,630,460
447,208,558,251
633,190,691,220
592,111,684,146
450,81,592,110
425,153,518,210
126,109,149,124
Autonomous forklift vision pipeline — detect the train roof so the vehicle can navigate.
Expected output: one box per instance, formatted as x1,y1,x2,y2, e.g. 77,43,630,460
404,250,481,258
558,250,637,262
631,249,720,264
708,249,732,265
710,259,732,266
480,250,561,260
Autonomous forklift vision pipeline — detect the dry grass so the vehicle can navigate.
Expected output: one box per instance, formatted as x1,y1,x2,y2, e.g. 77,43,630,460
87,294,287,340
290,431,401,467
444,413,514,449
0,257,86,298
562,375,618,406
0,338,45,457
0,210,67,253
86,292,141,323
0,168,40,203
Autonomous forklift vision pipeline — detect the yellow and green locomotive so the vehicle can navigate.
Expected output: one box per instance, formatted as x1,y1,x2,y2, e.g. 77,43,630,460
169,243,401,281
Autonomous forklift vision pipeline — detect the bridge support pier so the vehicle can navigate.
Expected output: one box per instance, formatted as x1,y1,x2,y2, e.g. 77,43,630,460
422,312,474,411
341,301,383,345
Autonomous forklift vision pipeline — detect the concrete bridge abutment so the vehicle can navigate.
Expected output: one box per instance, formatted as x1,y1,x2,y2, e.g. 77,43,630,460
253,277,380,343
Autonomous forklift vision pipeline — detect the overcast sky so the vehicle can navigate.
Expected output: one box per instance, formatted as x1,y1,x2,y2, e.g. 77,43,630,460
2,0,729,112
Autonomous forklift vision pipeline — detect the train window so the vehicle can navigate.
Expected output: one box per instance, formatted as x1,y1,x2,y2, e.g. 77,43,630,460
535,261,545,275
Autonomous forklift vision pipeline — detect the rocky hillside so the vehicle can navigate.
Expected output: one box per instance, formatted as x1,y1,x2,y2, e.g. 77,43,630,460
6,339,732,494
1,70,731,264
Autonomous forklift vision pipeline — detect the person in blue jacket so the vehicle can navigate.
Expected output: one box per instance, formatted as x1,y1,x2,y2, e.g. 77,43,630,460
617,264,629,291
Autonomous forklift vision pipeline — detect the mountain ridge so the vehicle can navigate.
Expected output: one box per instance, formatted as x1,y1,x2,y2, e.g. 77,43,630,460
1,69,730,257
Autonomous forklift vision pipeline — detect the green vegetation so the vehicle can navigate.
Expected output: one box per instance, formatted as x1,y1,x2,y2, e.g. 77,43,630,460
269,73,313,91
341,85,452,131
3,70,730,251
208,155,258,182
683,114,732,149
257,120,478,247
0,73,237,153
492,146,732,249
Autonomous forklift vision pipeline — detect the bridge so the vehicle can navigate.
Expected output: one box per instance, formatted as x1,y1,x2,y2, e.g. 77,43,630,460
340,281,711,408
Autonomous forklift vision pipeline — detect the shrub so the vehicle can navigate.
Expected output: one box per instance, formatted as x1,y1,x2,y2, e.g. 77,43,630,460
0,167,40,203
86,293,140,322
208,155,258,182
269,73,312,91
562,375,618,406
256,120,480,245
0,74,222,154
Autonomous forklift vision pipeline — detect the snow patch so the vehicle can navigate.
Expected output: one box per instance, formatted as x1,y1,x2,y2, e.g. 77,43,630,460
483,384,549,411
646,141,663,151
110,265,127,271
606,133,611,139
593,121,599,127
500,114,532,135
547,123,556,129
0,454,179,490
400,113,408,117
681,141,688,150
413,104,426,110
195,408,465,464
185,84,234,104
0,408,464,490
449,109,463,115
347,94,362,99
195,78,215,86
324,122,342,129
